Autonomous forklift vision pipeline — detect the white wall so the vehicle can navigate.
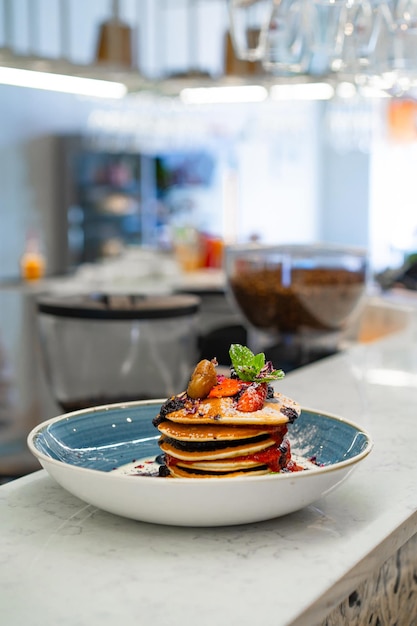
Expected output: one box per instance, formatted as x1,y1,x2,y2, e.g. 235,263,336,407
319,144,370,249
235,100,321,243
370,137,417,272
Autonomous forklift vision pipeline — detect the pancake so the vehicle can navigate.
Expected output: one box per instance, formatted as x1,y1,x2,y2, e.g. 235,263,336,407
163,394,300,426
175,458,268,471
157,421,288,442
153,347,301,479
169,465,270,479
164,438,291,475
159,434,278,461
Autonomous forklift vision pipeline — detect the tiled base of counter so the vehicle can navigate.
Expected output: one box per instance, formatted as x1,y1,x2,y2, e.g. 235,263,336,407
322,533,417,626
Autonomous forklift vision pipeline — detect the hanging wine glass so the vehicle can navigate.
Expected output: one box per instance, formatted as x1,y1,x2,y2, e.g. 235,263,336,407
262,0,312,76
227,0,275,62
362,1,395,78
308,0,349,75
334,0,381,77
389,0,417,89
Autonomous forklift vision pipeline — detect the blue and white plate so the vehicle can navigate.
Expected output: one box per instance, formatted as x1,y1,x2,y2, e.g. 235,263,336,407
27,400,373,527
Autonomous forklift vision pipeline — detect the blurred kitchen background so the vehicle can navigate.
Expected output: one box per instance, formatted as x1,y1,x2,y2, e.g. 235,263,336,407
1,0,417,479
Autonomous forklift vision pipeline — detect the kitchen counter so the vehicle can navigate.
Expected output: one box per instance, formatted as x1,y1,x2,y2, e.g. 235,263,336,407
1,304,417,625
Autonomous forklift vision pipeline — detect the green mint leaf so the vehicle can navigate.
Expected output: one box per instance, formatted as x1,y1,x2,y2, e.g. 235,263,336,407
229,344,259,381
229,344,253,367
252,353,265,374
229,344,285,383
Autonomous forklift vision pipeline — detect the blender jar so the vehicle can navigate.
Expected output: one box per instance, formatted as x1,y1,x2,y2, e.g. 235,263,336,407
36,293,200,412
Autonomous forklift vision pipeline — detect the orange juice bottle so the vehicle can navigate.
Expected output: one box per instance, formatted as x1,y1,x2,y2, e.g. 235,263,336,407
20,232,46,281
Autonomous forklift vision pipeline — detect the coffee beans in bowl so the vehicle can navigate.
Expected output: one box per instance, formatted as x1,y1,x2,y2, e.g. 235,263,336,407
224,244,368,337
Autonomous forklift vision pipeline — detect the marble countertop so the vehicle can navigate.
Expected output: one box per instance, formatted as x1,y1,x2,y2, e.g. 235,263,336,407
1,308,417,626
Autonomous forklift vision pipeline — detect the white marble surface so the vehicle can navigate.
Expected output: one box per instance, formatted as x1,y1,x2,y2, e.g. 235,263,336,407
1,312,417,626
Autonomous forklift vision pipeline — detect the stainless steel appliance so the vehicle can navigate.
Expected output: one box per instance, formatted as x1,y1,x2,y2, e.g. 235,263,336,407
36,293,200,412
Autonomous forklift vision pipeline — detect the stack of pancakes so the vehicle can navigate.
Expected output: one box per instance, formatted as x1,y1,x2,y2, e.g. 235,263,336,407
154,393,301,478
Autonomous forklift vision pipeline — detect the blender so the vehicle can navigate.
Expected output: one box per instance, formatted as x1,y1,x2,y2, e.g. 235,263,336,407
36,293,200,412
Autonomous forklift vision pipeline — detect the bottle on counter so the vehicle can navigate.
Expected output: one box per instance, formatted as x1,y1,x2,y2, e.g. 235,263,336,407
20,231,46,282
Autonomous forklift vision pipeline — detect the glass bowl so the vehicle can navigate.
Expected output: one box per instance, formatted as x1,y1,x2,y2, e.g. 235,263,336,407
224,243,368,346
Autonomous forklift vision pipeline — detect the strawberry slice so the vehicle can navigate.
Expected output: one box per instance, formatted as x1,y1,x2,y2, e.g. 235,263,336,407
236,382,268,412
208,377,244,398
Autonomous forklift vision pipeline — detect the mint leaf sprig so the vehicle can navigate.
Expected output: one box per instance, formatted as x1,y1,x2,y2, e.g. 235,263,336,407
229,344,285,384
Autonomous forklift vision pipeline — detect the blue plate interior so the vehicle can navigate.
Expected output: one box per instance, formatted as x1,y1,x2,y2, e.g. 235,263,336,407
290,409,370,466
33,403,161,472
32,403,370,473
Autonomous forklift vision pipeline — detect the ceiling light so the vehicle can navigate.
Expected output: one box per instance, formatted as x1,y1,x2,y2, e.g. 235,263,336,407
359,85,391,99
270,82,334,101
180,84,268,104
335,81,357,99
0,66,127,99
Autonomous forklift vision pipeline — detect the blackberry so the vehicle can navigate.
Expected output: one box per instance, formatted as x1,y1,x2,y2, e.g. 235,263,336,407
280,406,299,423
158,464,170,477
266,384,275,399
